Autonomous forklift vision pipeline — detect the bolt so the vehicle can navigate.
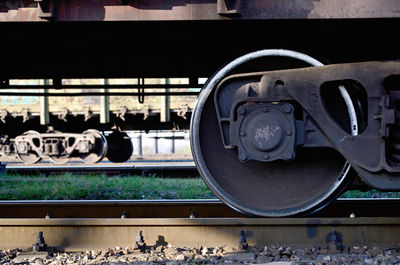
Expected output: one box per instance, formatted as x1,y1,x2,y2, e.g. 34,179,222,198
326,230,342,253
238,153,248,161
32,231,47,252
240,131,246,137
286,130,292,136
284,105,292,113
263,108,269,113
263,154,269,160
136,231,146,253
189,210,196,219
17,144,27,153
238,230,248,250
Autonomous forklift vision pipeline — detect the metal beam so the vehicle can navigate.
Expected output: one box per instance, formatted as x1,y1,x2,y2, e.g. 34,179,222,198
0,0,400,21
100,79,110,124
40,79,50,125
160,78,170,123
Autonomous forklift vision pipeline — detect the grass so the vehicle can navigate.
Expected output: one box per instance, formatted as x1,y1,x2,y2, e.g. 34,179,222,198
0,173,216,200
0,172,399,200
340,189,400,198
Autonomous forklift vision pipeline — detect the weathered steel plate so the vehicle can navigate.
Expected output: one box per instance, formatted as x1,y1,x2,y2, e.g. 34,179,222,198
0,217,399,251
0,199,399,218
1,0,400,22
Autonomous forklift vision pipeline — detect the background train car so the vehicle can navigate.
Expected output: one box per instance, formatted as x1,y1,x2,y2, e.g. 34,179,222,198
0,78,198,163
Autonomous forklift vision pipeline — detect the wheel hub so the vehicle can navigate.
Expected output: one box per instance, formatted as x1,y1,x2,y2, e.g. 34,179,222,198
232,103,296,162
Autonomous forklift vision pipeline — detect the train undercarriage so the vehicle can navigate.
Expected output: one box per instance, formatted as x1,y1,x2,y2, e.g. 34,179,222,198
191,49,400,216
1,0,400,216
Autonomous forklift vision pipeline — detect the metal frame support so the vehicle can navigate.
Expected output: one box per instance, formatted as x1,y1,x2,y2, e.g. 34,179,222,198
40,79,50,125
134,133,143,159
217,0,241,16
35,0,57,20
160,78,171,122
100,79,110,124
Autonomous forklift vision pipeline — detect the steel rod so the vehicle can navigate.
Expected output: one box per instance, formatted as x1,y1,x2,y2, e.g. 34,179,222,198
0,92,199,96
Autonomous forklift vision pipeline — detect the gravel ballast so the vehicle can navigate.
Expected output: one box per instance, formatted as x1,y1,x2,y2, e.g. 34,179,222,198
1,244,400,265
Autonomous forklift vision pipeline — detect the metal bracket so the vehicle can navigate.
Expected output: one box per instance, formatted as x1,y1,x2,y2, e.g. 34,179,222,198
136,231,146,253
238,230,248,250
326,230,342,253
217,0,241,17
138,78,145,104
32,231,47,252
35,0,57,20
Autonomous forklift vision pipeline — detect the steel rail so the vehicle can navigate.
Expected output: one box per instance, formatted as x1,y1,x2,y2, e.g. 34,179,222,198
0,84,202,89
4,163,198,177
0,91,199,96
0,198,399,218
0,199,399,251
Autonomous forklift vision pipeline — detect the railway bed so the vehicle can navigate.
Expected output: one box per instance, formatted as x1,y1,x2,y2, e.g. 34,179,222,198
0,199,399,252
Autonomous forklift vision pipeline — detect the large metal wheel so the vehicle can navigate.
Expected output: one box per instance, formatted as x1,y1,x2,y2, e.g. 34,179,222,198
15,130,41,164
79,129,108,164
190,49,354,217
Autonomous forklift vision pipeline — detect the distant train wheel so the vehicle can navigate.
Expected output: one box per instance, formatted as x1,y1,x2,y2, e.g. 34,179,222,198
79,129,108,164
105,131,133,163
190,49,353,217
15,130,41,164
49,155,70,164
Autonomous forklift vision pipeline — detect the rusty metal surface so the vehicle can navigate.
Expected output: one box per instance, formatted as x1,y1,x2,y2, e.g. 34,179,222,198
0,199,243,218
0,199,399,250
1,19,398,80
214,61,400,192
0,0,400,22
0,198,399,218
5,162,198,177
0,217,399,251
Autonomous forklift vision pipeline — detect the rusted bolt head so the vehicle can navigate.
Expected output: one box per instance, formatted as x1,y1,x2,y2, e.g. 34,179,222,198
17,144,27,152
284,105,292,113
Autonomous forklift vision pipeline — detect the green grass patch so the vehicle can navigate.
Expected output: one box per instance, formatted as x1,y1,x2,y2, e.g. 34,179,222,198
1,172,400,200
0,173,216,200
340,189,400,198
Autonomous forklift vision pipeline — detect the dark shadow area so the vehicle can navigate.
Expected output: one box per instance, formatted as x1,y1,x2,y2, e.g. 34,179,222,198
0,18,399,80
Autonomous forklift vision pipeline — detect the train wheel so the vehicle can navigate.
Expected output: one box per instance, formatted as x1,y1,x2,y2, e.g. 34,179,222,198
79,129,108,164
190,49,354,217
105,131,133,163
15,130,41,164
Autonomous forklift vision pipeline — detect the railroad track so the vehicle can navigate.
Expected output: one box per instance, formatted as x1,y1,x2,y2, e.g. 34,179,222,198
0,199,399,251
2,160,198,177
